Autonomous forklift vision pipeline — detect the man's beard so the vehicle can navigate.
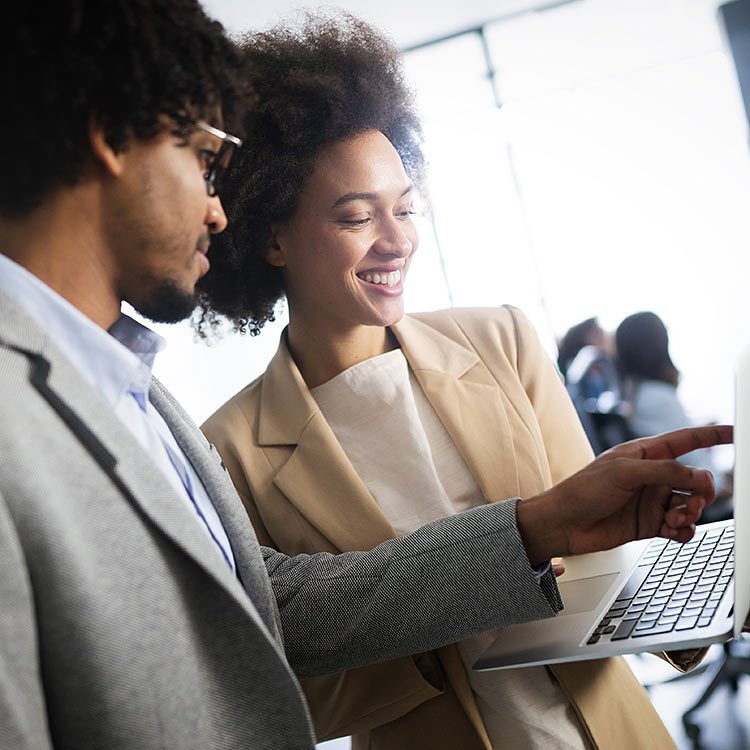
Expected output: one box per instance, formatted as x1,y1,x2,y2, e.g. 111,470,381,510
132,278,197,324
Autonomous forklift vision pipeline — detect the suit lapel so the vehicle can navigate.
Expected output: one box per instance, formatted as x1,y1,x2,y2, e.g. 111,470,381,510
259,336,396,552
0,292,276,644
150,381,281,639
392,315,522,503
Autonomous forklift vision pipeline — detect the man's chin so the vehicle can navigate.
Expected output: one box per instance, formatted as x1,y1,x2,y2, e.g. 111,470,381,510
130,280,197,325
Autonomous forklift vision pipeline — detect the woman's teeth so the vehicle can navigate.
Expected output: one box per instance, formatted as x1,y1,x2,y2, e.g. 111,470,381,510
358,269,401,287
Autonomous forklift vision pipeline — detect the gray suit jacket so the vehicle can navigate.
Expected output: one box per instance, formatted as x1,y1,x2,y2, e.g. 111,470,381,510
0,290,562,750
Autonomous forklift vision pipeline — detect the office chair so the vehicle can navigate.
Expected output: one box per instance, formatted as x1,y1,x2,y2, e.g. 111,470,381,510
681,639,750,744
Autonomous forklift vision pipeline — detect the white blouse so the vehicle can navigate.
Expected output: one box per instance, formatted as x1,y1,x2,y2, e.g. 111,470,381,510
312,349,589,750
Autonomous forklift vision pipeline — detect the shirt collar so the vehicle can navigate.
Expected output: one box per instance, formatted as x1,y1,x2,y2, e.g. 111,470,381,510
0,253,166,410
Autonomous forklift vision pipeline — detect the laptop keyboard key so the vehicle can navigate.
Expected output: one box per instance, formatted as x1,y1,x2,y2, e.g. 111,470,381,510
659,614,680,624
675,615,699,631
605,607,627,618
633,623,675,637
593,623,617,636
611,619,638,640
616,566,651,603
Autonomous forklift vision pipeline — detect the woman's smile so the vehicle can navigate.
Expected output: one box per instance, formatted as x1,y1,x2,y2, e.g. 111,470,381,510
355,267,404,296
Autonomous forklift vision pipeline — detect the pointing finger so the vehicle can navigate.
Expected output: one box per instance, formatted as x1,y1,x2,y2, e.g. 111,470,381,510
606,425,733,461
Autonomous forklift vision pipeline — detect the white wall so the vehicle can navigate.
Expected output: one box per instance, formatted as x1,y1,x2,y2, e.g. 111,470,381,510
203,0,546,46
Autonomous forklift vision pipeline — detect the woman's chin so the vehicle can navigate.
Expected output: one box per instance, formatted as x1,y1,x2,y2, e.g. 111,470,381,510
368,301,405,329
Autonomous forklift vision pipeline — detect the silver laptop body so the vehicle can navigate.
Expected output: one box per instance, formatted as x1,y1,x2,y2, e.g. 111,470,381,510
474,345,749,672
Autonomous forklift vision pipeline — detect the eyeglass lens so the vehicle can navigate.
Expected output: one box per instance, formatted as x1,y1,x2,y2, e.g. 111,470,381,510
206,141,239,197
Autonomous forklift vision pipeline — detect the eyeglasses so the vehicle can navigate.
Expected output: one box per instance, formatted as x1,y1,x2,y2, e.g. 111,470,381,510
196,121,243,197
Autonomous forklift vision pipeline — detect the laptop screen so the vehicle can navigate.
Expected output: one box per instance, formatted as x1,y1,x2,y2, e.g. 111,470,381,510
733,343,749,636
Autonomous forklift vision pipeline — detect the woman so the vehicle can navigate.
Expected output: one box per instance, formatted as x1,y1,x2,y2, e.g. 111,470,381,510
198,13,702,749
616,312,684,436
616,311,729,500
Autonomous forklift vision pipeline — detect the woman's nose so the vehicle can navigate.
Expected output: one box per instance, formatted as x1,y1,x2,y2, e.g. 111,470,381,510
373,219,414,258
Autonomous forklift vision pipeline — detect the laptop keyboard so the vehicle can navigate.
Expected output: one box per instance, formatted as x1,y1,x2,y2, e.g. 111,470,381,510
587,525,735,644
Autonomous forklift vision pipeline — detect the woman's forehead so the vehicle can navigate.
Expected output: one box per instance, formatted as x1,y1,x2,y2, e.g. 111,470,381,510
306,132,409,198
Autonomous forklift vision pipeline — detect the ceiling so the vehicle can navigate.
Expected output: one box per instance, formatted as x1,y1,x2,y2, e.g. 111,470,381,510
202,0,558,48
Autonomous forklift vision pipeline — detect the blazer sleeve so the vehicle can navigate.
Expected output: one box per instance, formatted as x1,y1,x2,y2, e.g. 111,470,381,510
0,489,54,750
262,499,562,679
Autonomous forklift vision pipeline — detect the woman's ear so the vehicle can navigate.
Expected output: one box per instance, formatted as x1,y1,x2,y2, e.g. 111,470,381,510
265,226,287,268
88,118,126,178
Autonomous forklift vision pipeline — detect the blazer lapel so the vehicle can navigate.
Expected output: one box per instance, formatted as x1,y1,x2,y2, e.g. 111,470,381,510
259,336,396,552
392,315,522,503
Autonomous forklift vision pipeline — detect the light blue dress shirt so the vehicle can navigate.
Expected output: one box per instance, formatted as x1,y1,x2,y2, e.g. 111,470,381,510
0,253,236,574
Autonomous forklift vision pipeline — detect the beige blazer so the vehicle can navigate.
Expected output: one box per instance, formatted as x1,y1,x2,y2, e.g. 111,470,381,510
203,306,680,750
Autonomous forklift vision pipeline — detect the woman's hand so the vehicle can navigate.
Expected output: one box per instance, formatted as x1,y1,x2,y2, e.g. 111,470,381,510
517,425,733,566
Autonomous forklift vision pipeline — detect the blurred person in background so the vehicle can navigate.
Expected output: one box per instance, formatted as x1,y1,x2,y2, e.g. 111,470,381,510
198,13,710,750
616,311,731,502
557,318,626,453
558,317,610,382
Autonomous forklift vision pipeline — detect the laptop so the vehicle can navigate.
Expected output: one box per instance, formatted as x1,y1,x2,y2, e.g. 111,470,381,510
474,346,749,671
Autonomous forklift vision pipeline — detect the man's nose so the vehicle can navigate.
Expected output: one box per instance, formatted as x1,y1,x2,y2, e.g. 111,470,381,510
207,196,228,234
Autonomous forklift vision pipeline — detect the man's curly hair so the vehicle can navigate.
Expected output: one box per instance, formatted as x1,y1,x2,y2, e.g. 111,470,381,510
194,11,425,337
1,0,246,218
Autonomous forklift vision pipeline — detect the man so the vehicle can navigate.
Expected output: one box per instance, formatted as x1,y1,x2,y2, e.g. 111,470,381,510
0,2,730,749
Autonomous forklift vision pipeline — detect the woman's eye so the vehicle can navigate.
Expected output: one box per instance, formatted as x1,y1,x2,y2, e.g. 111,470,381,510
397,209,416,219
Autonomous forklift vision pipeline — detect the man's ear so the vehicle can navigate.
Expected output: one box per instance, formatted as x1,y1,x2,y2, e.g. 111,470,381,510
88,119,126,178
265,226,287,268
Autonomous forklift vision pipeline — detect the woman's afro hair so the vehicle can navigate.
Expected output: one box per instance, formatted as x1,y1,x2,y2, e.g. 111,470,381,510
194,11,425,337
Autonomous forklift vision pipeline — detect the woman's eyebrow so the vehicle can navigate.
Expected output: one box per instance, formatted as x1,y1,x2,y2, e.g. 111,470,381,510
331,184,413,209
332,191,378,208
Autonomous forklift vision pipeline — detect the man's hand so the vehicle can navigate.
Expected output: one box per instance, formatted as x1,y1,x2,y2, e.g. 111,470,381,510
517,425,733,566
